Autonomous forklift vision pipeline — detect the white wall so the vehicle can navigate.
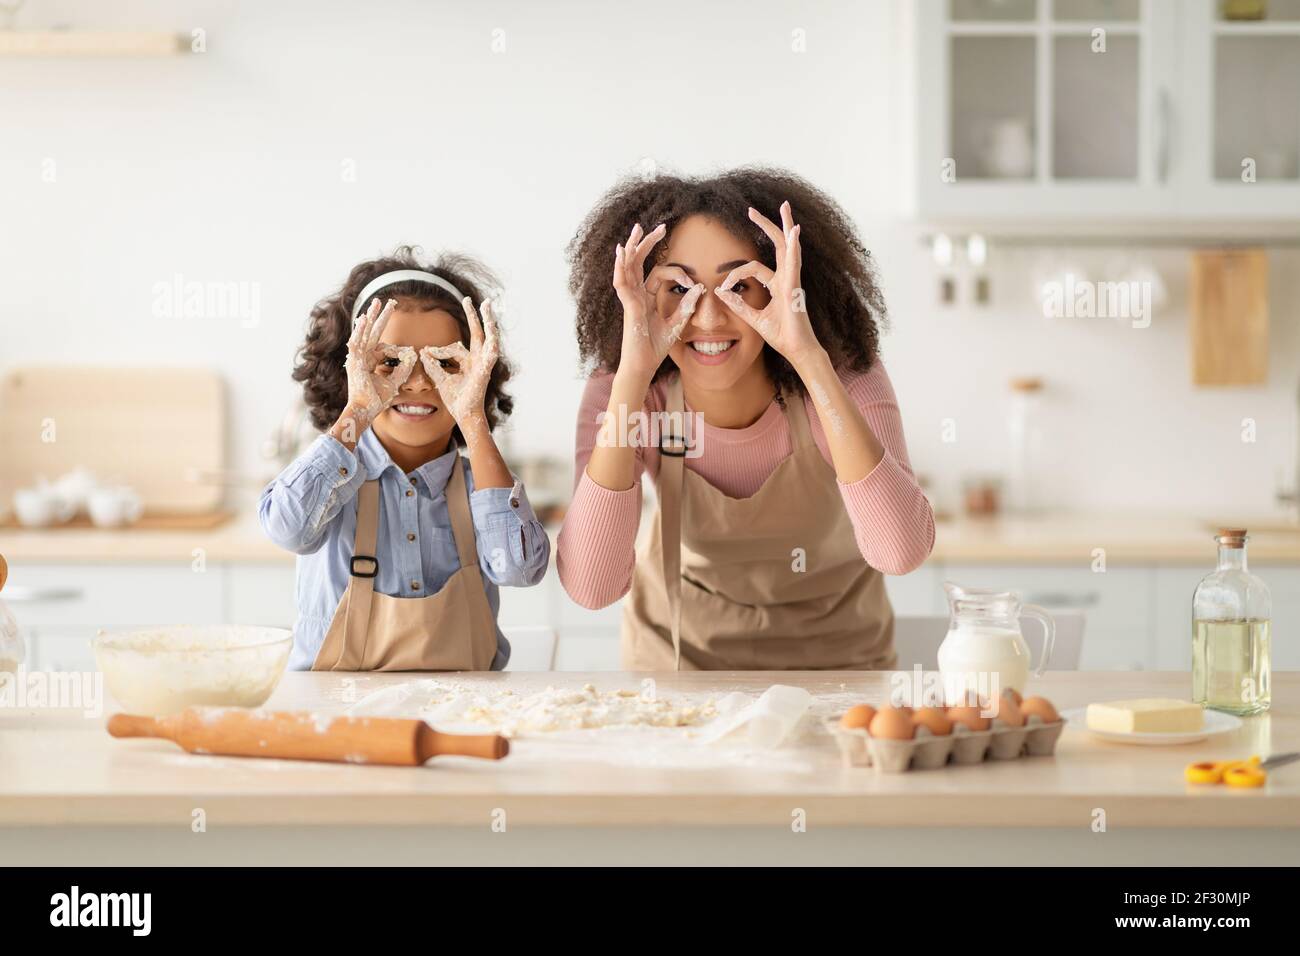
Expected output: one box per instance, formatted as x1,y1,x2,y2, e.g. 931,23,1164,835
2,0,1297,520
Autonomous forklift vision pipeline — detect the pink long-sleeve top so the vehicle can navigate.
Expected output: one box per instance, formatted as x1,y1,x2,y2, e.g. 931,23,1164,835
557,359,936,610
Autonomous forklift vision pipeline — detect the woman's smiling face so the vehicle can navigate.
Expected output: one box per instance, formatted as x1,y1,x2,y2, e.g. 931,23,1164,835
657,214,771,393
370,298,462,455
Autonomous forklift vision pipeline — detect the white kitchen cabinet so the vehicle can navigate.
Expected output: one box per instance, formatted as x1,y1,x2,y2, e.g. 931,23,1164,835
885,564,945,616
223,564,298,630
5,553,1286,676
1178,1,1300,217
913,0,1300,221
1259,566,1300,670
1151,566,1202,671
1154,564,1299,671
5,563,225,672
494,557,561,629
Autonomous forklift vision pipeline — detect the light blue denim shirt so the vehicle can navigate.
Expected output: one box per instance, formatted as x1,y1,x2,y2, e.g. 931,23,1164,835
258,430,550,670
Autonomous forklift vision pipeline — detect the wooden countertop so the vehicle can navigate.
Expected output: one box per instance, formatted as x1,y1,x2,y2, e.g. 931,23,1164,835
0,512,291,564
3,671,1297,828
3,512,1298,565
931,513,1300,564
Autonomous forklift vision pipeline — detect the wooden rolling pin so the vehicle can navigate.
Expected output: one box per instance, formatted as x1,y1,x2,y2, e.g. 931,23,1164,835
108,707,509,766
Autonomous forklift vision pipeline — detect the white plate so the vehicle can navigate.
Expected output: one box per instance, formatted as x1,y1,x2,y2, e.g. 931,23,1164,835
1060,707,1242,745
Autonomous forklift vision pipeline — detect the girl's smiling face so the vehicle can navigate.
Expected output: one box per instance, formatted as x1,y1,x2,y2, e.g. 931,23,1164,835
370,298,463,458
657,215,771,394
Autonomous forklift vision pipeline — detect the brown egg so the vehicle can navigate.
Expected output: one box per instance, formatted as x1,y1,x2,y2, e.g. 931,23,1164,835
868,706,917,740
912,707,953,736
1020,696,1059,723
991,692,1026,727
946,706,991,732
1003,688,1023,705
840,704,876,731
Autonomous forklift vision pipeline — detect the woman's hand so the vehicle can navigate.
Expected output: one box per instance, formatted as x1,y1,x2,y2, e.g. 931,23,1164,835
612,222,705,385
420,296,499,439
332,298,417,446
713,201,824,368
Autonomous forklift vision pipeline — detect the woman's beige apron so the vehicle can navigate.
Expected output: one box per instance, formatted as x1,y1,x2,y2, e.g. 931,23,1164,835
312,457,498,671
622,377,896,671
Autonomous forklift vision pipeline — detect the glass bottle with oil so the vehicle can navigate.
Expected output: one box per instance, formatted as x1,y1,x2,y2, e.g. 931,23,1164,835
1192,528,1271,714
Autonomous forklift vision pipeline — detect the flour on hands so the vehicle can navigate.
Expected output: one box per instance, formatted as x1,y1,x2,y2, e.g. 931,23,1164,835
420,296,499,451
612,222,705,380
340,297,417,439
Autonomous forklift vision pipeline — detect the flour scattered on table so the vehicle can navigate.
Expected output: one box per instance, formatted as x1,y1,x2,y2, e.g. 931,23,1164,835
423,682,720,738
341,678,833,771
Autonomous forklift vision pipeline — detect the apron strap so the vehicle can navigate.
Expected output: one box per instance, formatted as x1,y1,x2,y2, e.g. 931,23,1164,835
784,389,814,450
445,458,479,571
337,479,382,670
660,376,687,670
444,455,498,663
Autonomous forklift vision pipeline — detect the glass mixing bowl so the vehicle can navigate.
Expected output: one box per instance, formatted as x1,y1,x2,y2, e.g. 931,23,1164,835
93,625,292,715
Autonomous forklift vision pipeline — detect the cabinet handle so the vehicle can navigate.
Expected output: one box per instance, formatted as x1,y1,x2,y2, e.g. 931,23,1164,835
1024,591,1099,608
1156,87,1172,184
3,585,84,603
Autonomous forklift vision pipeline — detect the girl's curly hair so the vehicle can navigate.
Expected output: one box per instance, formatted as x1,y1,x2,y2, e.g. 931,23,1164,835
294,246,514,445
567,166,887,397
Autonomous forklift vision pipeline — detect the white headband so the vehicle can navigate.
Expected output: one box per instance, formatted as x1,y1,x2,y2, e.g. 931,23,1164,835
350,269,465,320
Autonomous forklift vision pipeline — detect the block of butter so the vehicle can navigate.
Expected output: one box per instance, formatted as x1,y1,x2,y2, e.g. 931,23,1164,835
1086,699,1204,734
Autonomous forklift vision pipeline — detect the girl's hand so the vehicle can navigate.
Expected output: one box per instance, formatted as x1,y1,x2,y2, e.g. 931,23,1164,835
612,222,706,384
713,201,824,367
420,297,499,437
336,298,417,442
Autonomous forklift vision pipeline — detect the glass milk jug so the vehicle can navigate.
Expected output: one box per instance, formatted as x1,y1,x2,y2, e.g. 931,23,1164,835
937,583,1055,705
1192,529,1271,715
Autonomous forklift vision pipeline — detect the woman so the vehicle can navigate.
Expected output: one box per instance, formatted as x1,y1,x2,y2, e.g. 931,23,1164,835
558,167,934,670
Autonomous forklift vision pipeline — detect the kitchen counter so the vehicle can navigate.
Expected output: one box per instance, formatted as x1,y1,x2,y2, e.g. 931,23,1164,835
931,513,1300,564
0,513,291,564
3,670,1298,865
3,512,1298,565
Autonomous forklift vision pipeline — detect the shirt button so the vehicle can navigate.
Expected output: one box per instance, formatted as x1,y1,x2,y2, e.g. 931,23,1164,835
510,498,520,509
411,580,421,591
407,532,416,542
409,476,417,485
338,467,348,477
405,488,414,497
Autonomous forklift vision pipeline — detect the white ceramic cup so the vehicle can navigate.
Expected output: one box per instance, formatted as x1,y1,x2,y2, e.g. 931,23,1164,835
13,486,76,527
87,486,144,528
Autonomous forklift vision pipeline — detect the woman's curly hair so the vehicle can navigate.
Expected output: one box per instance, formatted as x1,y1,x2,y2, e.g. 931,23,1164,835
294,246,514,445
567,166,887,398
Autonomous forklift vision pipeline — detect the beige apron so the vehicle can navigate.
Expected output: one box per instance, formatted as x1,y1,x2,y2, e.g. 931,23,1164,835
622,376,896,671
313,457,498,671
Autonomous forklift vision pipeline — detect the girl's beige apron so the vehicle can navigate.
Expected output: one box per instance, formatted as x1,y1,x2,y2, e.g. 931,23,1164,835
312,457,497,671
622,377,896,671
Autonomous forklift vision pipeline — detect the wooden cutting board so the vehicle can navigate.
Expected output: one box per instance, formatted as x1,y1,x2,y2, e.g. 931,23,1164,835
1190,249,1268,386
0,367,225,514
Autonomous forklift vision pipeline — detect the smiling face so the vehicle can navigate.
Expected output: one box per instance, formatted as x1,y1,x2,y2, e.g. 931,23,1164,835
370,297,464,460
658,215,772,395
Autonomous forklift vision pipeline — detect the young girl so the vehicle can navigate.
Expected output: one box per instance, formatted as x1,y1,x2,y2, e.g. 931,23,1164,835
558,168,934,671
261,247,549,671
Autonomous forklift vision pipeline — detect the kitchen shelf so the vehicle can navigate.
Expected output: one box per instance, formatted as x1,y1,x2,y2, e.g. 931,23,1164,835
0,31,189,56
1214,22,1300,34
912,219,1300,247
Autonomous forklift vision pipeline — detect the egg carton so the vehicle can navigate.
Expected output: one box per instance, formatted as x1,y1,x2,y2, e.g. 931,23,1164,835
826,714,1066,772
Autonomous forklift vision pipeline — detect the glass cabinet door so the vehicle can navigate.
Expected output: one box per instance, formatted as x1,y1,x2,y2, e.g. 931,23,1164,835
931,0,1156,213
1213,1,1300,183
950,35,1037,180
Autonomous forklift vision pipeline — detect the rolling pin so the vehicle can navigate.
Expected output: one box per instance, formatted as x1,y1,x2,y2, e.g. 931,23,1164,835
107,707,509,766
